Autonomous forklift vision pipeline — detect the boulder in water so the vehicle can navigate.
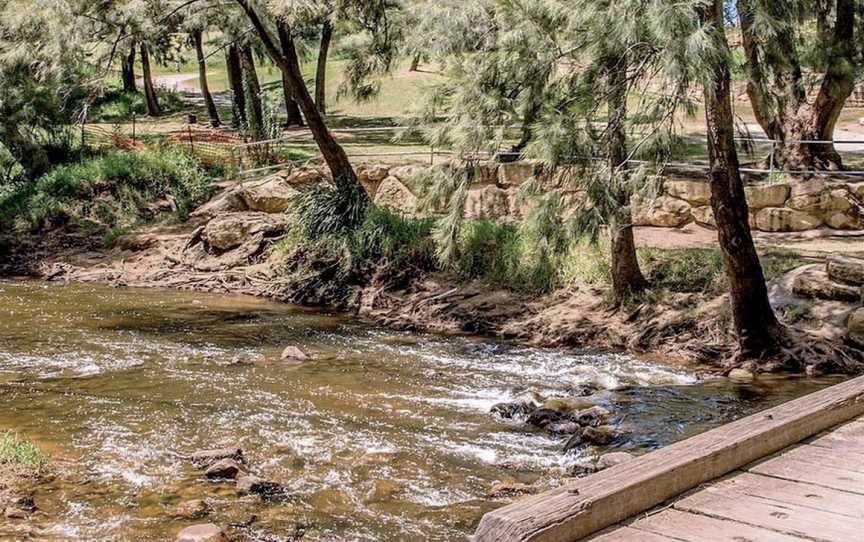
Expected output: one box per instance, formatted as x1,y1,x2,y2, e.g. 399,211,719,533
582,425,618,446
563,432,584,453
547,421,581,435
487,481,535,498
204,458,243,480
490,401,536,420
236,475,288,501
525,408,564,429
281,346,310,363
365,479,404,504
175,524,225,542
188,448,245,469
576,406,611,427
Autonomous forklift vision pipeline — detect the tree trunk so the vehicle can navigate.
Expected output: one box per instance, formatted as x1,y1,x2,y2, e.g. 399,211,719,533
737,0,856,170
704,0,784,360
409,54,420,72
233,0,362,194
140,44,161,117
277,24,304,128
315,20,333,115
606,56,646,302
193,30,221,128
226,44,247,128
239,45,265,140
121,45,137,93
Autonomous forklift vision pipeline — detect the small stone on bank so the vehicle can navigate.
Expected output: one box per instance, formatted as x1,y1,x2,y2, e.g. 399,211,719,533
487,481,534,498
175,524,225,542
170,499,211,520
188,447,245,469
205,458,243,480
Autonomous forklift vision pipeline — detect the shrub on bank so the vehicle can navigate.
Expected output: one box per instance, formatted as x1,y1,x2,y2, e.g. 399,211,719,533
0,148,212,234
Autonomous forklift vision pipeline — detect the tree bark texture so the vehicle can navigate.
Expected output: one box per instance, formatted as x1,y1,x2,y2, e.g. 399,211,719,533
315,20,333,115
121,45,137,93
140,44,162,117
193,30,221,128
239,45,265,140
226,44,247,128
277,23,304,127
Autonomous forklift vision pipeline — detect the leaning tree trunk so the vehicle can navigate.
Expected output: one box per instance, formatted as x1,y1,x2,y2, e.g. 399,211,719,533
315,20,333,115
704,0,784,360
277,23,304,128
234,0,364,194
121,45,137,93
606,56,646,303
226,44,247,128
737,0,856,170
140,44,161,117
192,30,221,128
239,45,265,140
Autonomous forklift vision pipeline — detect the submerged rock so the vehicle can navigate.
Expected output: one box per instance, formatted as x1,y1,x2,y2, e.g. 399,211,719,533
170,499,211,520
582,425,618,446
175,524,225,542
563,432,584,453
575,406,611,427
525,408,564,429
205,458,243,480
490,401,536,420
236,475,288,501
189,448,245,469
547,421,581,435
365,479,404,504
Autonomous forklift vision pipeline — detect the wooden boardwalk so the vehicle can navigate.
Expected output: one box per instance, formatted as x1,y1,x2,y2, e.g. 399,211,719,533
590,416,864,542
474,376,864,542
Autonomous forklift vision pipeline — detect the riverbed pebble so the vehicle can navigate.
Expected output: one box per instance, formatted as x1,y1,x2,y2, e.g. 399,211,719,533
596,451,636,470
236,475,288,501
487,481,535,498
575,406,612,427
175,524,225,542
205,458,243,480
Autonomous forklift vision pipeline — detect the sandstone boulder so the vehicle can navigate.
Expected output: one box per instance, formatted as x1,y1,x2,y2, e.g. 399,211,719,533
388,165,427,182
792,268,861,302
373,177,418,216
664,180,711,205
203,213,287,251
787,188,852,217
497,161,537,187
281,346,310,363
691,206,716,228
465,186,512,220
827,255,864,286
754,208,822,232
191,190,247,218
283,168,325,186
357,164,389,195
175,524,224,542
239,177,297,214
633,196,692,228
849,182,864,201
789,179,826,198
743,184,790,209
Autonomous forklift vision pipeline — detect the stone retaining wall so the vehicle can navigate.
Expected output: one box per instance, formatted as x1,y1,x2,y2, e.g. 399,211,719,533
264,161,864,233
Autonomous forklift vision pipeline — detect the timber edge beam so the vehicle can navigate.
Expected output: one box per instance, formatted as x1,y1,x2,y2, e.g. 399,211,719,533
473,375,864,542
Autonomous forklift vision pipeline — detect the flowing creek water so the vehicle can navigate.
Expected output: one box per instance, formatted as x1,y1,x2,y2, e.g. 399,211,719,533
0,279,843,541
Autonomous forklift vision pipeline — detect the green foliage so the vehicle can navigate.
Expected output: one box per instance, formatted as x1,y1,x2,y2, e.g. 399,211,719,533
0,432,46,472
640,248,727,294
90,89,188,123
0,149,212,233
294,182,371,239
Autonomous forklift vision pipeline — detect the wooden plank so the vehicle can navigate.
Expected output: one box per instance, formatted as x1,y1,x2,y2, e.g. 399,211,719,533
473,375,864,542
807,418,864,450
750,456,864,495
586,527,678,542
675,486,864,542
708,472,864,517
629,508,807,542
769,443,864,473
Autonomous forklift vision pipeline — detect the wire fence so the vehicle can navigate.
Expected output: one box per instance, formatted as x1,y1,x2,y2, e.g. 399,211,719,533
78,118,864,181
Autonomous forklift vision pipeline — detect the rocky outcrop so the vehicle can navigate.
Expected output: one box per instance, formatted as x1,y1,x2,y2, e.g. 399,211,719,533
828,256,864,286
793,267,861,302
204,458,243,480
633,195,692,228
188,448,245,469
465,186,513,220
373,176,418,216
848,308,864,346
203,213,287,252
238,178,297,214
744,184,790,209
754,208,823,232
664,180,711,206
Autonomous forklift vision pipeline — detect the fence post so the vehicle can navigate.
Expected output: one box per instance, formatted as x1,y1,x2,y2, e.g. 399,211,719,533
81,117,86,150
188,126,195,156
132,113,136,143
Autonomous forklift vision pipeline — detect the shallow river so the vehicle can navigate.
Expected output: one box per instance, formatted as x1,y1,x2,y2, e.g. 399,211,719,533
0,279,842,541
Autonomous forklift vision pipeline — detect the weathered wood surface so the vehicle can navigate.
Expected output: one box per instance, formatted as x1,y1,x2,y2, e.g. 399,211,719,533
473,375,864,542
